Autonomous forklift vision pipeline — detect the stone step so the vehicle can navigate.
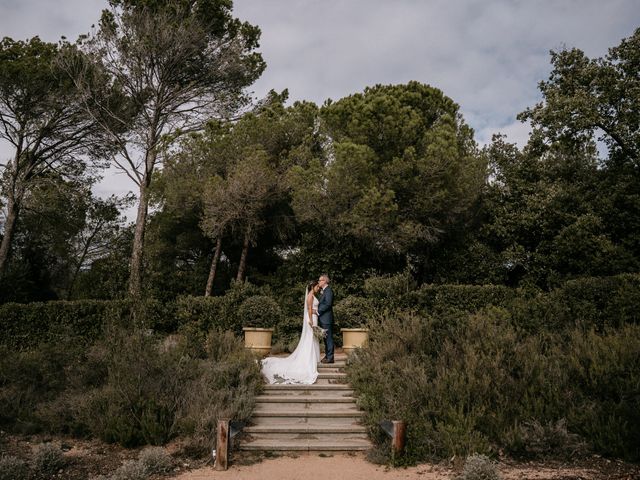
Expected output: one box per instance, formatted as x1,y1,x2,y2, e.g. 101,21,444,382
255,395,356,404
238,437,372,452
242,351,368,454
261,388,354,398
263,383,352,392
318,361,346,367
248,416,364,427
252,409,364,419
314,377,349,386
317,372,347,379
315,367,344,374
254,397,358,413
242,432,370,443
244,424,367,434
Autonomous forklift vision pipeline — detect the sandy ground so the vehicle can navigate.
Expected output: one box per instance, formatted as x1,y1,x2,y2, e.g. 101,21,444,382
171,452,639,480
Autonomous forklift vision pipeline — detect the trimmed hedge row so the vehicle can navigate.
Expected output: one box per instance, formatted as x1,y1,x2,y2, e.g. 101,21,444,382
3,274,639,349
409,283,516,312
0,300,127,349
0,282,267,350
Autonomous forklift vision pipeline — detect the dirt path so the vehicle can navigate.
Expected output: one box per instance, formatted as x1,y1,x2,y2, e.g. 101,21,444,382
172,452,639,480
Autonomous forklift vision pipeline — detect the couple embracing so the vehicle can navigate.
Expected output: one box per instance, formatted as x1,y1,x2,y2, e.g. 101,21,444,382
261,274,334,385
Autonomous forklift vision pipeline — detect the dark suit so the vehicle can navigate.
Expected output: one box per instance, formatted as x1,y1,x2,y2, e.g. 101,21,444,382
317,285,334,361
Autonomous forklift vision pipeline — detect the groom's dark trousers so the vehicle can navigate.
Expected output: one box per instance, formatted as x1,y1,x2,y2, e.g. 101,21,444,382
317,286,334,361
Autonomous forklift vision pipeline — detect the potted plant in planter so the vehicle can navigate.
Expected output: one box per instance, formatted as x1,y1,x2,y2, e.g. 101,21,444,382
334,295,371,355
239,295,282,357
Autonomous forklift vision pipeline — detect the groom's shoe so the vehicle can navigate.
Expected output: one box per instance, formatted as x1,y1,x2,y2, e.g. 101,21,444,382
320,357,334,364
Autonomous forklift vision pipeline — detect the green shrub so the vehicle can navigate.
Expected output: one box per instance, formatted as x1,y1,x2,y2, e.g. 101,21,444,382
455,454,501,480
349,303,640,463
407,284,516,314
554,274,640,330
334,295,375,329
177,329,263,455
80,328,196,447
31,443,66,478
174,281,265,334
363,271,417,305
272,315,304,349
0,455,29,480
566,325,640,460
348,308,570,461
0,339,86,433
0,300,120,350
0,299,172,350
237,295,282,328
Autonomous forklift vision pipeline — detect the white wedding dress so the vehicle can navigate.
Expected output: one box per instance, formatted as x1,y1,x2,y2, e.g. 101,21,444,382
261,289,320,384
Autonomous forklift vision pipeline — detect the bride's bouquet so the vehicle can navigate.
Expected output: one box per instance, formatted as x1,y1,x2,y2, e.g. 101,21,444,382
312,325,327,340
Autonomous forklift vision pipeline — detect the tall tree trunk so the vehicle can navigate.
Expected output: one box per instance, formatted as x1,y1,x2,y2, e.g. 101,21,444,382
205,237,222,297
0,195,19,278
236,228,250,282
128,176,151,298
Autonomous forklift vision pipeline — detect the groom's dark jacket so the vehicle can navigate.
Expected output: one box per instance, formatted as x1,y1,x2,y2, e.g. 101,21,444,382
317,286,334,325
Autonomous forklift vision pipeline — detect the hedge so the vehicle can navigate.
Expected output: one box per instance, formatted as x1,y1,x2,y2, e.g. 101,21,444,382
2,274,639,349
0,282,267,350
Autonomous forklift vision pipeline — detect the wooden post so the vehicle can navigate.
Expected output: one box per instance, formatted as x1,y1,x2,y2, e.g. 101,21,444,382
214,419,230,471
391,420,406,457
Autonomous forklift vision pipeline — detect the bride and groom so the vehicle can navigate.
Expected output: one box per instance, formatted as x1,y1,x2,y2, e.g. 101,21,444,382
261,274,334,384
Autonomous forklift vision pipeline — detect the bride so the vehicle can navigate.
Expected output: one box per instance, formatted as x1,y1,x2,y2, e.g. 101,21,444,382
261,281,321,384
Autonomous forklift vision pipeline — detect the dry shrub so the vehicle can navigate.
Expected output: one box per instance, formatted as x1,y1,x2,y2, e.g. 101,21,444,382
137,446,172,474
31,443,66,478
455,454,501,480
506,419,587,459
0,455,29,480
108,459,147,480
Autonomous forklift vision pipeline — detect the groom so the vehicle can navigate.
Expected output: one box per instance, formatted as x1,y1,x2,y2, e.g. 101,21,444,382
317,274,334,363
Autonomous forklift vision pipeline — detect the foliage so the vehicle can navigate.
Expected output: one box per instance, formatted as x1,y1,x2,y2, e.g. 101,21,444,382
407,283,516,314
506,419,587,459
0,455,29,480
106,459,147,480
237,294,282,327
455,454,501,480
0,318,261,452
334,295,375,329
31,443,66,478
80,328,196,446
137,446,173,475
520,27,640,167
348,301,640,462
177,329,263,455
363,270,418,303
174,280,265,334
0,36,104,279
61,0,265,298
287,82,486,279
566,325,640,459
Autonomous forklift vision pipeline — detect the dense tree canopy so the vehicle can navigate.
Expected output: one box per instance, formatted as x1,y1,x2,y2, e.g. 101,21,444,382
61,0,265,298
1,17,638,302
0,37,104,279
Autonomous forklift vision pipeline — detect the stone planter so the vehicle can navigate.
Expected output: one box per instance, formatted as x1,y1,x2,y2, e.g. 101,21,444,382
242,327,274,357
341,328,369,355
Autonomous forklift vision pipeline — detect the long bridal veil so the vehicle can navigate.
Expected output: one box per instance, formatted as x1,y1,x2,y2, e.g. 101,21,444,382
261,288,320,384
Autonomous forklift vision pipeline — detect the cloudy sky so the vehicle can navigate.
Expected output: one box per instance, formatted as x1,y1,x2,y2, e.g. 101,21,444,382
1,0,638,208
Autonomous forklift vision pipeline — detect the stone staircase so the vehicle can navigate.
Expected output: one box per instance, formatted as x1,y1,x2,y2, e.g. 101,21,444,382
238,353,372,452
